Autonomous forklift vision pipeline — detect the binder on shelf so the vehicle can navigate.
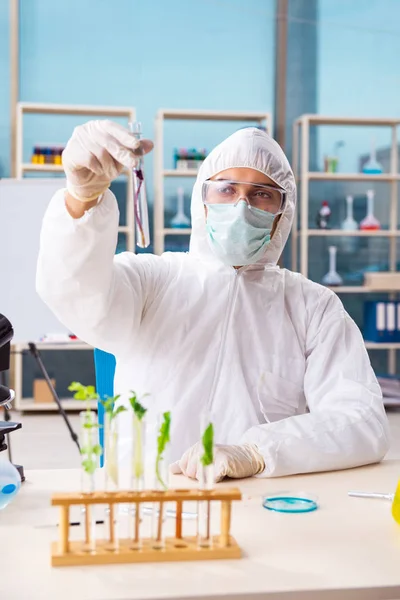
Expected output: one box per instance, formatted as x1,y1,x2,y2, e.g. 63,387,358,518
364,301,400,343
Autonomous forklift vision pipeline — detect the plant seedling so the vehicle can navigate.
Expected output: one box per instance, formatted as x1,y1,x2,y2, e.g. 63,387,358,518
68,382,102,477
155,411,171,490
129,392,148,482
200,422,214,467
99,395,127,420
128,391,148,422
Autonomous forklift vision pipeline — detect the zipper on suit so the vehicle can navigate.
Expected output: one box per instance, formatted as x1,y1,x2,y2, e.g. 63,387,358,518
206,269,241,414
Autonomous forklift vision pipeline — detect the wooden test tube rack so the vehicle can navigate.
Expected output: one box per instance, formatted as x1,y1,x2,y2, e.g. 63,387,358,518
51,488,242,566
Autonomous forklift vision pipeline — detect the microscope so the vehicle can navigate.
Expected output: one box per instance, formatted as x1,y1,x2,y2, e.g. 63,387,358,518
0,314,23,480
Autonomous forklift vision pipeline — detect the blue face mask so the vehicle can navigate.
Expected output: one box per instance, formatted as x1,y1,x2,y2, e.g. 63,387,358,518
205,200,275,266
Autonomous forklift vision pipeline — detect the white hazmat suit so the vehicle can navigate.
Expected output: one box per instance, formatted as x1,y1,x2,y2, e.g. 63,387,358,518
37,126,389,477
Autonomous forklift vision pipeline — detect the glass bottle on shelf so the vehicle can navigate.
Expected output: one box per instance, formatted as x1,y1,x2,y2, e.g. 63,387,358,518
170,187,191,229
360,190,381,231
322,246,343,286
316,201,331,229
362,140,383,174
341,195,358,253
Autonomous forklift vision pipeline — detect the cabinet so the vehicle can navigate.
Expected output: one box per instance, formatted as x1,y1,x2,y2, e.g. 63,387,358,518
11,342,96,412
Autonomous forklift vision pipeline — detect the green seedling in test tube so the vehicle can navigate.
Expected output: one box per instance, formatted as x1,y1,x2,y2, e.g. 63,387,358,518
129,392,148,482
155,411,171,490
200,422,214,467
68,382,102,475
99,395,127,488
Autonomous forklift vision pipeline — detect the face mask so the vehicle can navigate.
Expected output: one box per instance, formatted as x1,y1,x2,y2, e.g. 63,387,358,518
205,200,275,266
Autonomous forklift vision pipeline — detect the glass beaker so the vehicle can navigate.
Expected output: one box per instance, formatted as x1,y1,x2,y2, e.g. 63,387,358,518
360,190,381,231
322,246,343,286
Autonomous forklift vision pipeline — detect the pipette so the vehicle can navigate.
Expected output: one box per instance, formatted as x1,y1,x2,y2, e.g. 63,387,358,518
348,491,394,501
129,122,150,248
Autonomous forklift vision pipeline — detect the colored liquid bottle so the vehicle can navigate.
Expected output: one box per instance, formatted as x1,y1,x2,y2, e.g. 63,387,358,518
360,190,381,231
362,141,383,174
316,201,331,229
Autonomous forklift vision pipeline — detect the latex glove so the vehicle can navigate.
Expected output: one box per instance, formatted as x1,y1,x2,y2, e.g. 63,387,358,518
62,120,153,202
170,442,265,482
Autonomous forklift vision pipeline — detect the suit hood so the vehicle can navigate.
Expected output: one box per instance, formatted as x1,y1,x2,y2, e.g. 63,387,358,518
189,127,296,267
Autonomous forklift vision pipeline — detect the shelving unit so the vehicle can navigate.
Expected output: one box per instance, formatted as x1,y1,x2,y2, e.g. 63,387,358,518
153,109,272,255
327,286,399,294
292,114,400,374
16,102,136,251
306,230,400,237
306,173,397,182
11,341,96,412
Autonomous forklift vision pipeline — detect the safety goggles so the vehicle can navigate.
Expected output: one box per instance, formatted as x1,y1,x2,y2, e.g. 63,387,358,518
202,180,286,215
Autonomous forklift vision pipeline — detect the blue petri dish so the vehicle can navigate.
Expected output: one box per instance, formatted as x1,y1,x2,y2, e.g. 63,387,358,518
262,491,318,513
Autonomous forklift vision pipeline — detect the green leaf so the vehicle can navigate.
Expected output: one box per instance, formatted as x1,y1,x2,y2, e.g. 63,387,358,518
155,411,171,489
157,412,171,457
68,381,98,401
68,381,87,400
82,458,97,475
83,421,100,429
68,381,83,392
133,401,147,421
100,395,127,419
129,391,148,421
92,444,103,456
200,422,214,467
100,397,114,413
112,405,127,419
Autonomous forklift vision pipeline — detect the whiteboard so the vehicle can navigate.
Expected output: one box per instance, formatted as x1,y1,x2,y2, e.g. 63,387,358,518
0,178,69,342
